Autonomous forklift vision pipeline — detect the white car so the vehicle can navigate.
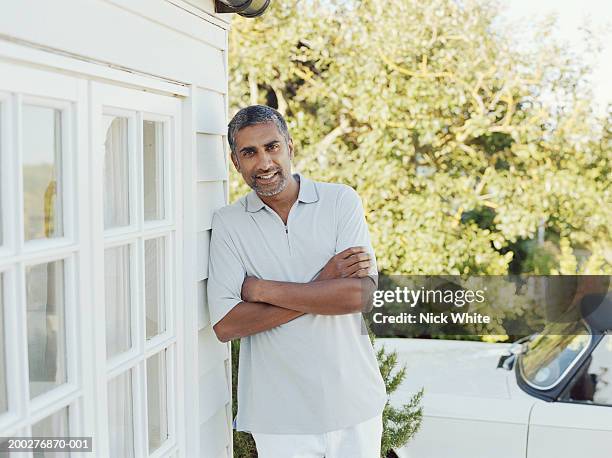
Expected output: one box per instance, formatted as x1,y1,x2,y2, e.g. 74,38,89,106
378,317,612,458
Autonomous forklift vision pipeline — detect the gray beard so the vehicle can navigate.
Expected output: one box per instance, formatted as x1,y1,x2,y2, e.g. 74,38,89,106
250,172,289,197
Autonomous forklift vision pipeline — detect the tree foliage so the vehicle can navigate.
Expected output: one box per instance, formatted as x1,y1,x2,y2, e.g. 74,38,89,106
231,341,258,457
228,0,611,276
228,0,611,455
376,344,423,457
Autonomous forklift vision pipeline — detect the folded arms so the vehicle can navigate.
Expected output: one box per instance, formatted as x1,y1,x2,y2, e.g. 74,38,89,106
213,247,376,342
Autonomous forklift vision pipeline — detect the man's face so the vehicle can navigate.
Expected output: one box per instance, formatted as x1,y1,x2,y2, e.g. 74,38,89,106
232,121,294,197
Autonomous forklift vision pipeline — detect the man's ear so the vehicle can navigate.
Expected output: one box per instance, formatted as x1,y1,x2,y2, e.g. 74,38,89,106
231,152,240,172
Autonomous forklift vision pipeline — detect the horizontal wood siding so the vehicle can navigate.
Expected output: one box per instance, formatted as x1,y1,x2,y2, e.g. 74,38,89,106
197,181,227,231
199,406,232,458
197,279,211,330
199,360,231,423
193,80,231,456
196,229,211,280
197,133,228,182
0,0,226,90
194,89,227,134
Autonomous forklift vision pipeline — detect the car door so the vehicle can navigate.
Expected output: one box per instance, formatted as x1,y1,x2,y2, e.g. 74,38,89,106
527,334,612,458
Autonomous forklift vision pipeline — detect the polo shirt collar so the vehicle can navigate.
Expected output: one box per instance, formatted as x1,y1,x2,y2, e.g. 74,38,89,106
245,172,319,213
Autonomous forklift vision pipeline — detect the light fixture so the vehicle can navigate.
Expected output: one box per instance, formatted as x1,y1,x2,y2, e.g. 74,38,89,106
214,0,270,18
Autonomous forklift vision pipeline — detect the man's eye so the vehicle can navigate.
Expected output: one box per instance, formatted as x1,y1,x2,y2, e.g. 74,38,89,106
268,144,279,151
242,150,254,157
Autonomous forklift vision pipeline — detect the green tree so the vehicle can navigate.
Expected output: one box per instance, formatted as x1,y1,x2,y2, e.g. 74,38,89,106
228,0,611,276
230,341,257,457
227,0,611,454
377,344,423,457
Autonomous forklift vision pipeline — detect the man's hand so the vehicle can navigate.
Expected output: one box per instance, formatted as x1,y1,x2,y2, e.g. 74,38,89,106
241,276,262,303
314,246,372,282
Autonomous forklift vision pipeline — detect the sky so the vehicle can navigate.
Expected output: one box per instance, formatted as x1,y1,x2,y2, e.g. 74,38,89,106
497,0,612,115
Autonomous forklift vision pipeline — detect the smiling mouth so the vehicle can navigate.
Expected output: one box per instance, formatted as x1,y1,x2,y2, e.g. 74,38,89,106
255,171,280,181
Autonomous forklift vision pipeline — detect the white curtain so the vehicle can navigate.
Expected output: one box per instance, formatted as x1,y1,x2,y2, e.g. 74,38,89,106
145,238,165,339
103,116,135,457
26,261,66,398
103,115,132,357
108,371,135,458
104,246,131,358
146,351,168,453
32,408,69,458
103,116,130,229
103,116,170,455
143,120,164,221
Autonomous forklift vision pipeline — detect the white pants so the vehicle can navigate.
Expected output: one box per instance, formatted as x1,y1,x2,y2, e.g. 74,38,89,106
252,414,383,458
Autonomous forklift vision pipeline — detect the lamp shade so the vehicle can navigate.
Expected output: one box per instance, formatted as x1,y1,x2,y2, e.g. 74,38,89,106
215,0,270,18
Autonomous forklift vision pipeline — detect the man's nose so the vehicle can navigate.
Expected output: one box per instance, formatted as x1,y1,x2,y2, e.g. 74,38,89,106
257,150,274,170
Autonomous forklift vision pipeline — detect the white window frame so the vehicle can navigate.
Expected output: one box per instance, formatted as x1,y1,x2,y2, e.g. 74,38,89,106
91,82,183,458
0,60,187,458
0,91,14,257
142,113,175,231
19,95,75,252
0,62,86,448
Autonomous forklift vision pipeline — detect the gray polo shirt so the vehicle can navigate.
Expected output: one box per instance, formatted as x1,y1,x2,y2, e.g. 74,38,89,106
207,173,387,434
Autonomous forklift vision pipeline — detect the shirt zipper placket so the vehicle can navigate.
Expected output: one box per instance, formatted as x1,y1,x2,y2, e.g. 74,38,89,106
284,202,299,254
266,205,294,254
284,214,293,254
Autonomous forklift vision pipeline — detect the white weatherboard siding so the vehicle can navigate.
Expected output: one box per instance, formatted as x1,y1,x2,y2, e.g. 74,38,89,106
197,182,228,231
0,0,226,91
197,134,229,182
0,0,233,457
193,84,233,457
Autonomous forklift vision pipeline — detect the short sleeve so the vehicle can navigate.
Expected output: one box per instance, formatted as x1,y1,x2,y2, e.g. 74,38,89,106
207,212,246,327
335,186,378,284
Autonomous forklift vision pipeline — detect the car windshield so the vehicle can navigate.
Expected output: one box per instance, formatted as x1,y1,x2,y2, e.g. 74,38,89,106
519,321,591,389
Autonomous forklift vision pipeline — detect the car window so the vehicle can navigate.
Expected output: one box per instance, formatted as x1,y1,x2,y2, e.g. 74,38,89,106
562,334,612,406
519,321,591,390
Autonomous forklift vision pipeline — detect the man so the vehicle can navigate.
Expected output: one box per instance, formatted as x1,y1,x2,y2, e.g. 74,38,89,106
207,105,387,458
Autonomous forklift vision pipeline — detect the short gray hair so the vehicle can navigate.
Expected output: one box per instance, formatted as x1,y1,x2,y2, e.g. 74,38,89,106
228,105,291,156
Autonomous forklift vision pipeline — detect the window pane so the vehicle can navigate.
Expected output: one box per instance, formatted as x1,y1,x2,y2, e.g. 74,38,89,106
563,335,612,406
104,245,132,358
23,105,63,241
143,120,165,221
0,276,6,413
519,321,590,389
104,116,130,229
108,371,135,458
26,261,67,398
32,407,69,458
145,238,166,339
146,351,168,453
